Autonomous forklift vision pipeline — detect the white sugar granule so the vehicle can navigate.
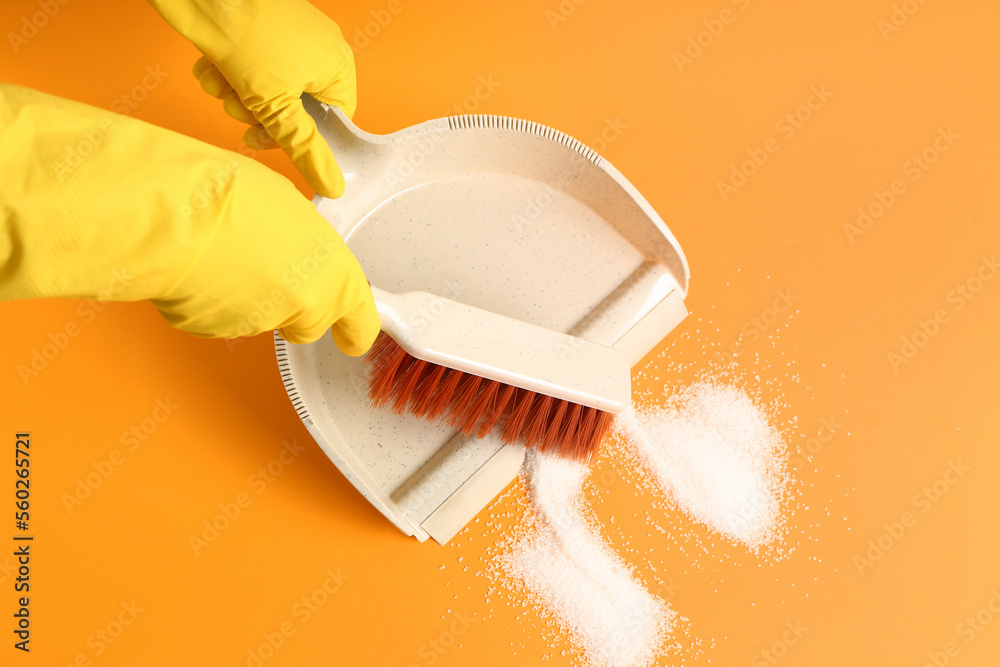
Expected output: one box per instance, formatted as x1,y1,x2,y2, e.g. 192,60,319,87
499,452,676,667
619,381,788,549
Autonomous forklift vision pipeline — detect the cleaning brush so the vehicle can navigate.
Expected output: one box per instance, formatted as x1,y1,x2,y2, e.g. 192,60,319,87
363,287,631,462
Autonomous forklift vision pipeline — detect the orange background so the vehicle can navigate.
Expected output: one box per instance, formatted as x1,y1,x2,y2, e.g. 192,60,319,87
2,0,999,665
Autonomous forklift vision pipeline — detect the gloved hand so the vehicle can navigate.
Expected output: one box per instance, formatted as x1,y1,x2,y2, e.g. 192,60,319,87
0,84,379,354
146,0,357,199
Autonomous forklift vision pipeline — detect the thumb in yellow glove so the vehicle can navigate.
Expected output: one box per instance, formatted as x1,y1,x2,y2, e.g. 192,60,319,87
0,84,379,355
146,0,357,198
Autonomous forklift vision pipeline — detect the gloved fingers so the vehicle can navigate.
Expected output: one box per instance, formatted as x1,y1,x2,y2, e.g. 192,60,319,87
278,295,379,354
330,296,380,356
276,325,317,345
191,55,215,81
311,77,358,122
310,40,359,120
194,60,233,99
222,90,258,125
253,95,346,198
243,124,279,150
310,90,357,123
277,245,380,353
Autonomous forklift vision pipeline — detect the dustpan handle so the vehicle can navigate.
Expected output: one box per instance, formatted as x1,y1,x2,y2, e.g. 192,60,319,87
302,93,386,188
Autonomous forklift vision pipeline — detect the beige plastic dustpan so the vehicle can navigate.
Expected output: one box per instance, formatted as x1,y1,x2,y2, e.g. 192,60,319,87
274,95,690,544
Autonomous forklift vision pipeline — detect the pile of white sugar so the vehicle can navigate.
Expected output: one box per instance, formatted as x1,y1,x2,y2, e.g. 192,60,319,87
498,453,676,667
620,380,789,549
492,380,788,666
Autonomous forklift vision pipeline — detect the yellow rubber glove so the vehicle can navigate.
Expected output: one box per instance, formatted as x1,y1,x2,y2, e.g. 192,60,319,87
146,0,356,199
0,84,379,354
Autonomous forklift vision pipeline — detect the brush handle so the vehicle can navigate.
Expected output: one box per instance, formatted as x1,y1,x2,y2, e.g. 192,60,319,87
370,286,402,328
371,286,452,349
368,286,631,414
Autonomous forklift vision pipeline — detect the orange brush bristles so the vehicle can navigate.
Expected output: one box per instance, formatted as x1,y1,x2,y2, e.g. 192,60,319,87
364,332,614,462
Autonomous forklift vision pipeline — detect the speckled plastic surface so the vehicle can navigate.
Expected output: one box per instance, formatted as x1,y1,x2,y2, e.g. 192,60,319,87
274,96,690,544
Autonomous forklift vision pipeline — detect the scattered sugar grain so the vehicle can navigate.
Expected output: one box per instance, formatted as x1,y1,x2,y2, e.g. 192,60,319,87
499,453,676,667
619,381,789,550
